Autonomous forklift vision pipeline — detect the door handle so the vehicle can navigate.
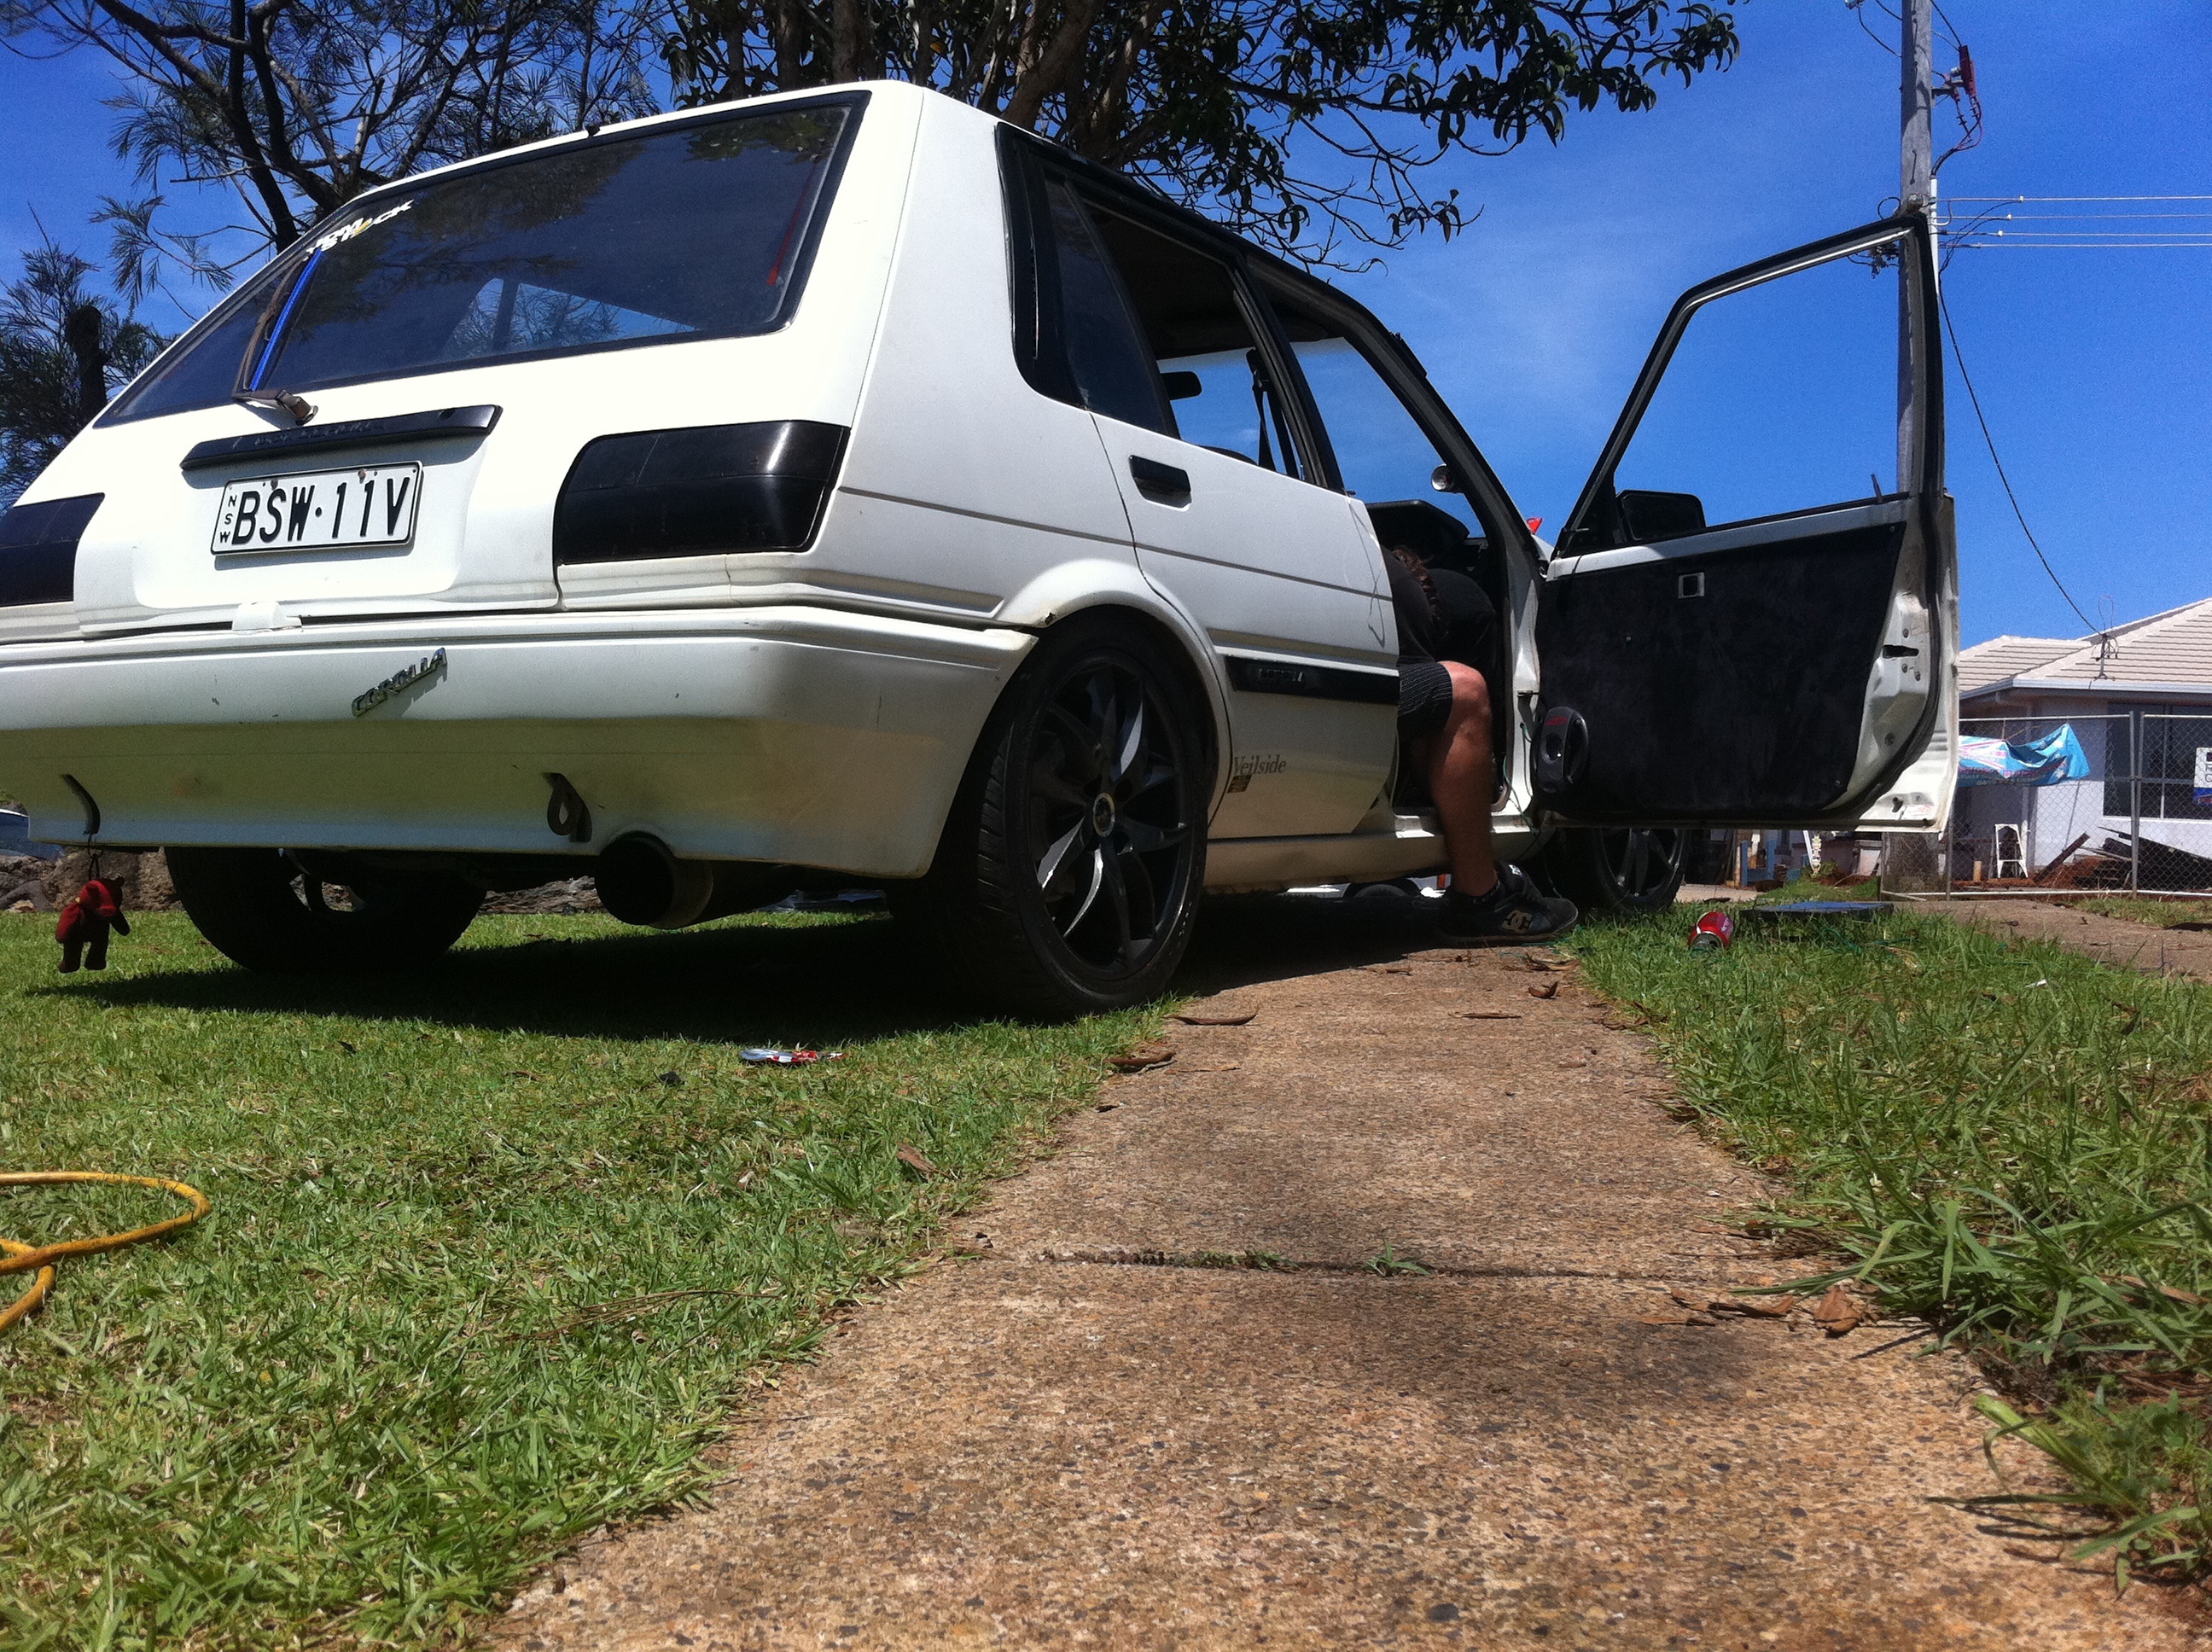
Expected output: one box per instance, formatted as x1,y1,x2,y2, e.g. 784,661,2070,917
1128,455,1191,503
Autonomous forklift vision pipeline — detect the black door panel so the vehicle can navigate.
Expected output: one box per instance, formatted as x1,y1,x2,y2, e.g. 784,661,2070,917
1534,523,1903,818
1534,212,1953,830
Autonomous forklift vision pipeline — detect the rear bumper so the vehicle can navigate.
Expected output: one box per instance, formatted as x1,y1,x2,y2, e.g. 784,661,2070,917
0,608,1033,878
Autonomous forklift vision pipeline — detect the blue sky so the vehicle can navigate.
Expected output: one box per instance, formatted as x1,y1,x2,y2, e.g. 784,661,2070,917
3,2,2204,647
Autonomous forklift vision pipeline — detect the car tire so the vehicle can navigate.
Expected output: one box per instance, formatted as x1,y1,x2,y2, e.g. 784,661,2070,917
166,846,482,974
901,616,1211,1019
1535,826,1687,916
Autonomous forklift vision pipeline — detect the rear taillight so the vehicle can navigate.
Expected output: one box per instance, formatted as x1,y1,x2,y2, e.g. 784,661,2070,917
553,422,847,565
0,494,102,607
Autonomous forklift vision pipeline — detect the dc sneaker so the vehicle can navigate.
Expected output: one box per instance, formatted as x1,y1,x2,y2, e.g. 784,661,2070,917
1436,864,1578,944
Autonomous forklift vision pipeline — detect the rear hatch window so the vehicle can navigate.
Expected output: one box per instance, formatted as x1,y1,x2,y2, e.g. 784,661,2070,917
110,98,859,421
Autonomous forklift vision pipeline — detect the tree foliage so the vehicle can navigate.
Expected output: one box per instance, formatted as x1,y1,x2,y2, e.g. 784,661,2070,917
0,244,164,501
661,0,1740,259
3,0,661,283
6,0,1737,268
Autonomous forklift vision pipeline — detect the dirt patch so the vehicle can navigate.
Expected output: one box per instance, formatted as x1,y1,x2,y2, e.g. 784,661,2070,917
15,849,181,914
1917,897,2212,982
480,878,602,916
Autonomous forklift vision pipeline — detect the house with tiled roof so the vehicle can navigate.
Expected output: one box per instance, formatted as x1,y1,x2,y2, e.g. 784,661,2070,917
1953,598,2212,884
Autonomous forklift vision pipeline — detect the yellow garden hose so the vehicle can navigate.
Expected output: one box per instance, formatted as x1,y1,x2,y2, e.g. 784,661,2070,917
0,1172,211,1334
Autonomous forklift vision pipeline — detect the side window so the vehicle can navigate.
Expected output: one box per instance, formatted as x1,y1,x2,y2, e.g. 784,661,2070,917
1041,182,1173,435
1040,183,1313,480
1269,292,1479,533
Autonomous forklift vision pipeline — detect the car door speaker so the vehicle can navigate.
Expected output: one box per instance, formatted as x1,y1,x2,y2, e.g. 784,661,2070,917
1533,707,1590,797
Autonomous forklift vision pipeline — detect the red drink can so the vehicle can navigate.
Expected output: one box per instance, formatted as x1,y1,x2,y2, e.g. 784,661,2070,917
1690,910,1735,950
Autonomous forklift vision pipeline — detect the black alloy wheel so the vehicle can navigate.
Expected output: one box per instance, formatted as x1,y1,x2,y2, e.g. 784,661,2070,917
1536,825,1688,916
1027,654,1191,972
903,618,1208,1018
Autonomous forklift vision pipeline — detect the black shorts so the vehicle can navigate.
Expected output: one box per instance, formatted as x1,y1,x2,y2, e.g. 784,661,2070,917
1398,659,1453,740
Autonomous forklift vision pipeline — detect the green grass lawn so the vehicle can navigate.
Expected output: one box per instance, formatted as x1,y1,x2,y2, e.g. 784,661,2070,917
1568,904,2212,1585
0,910,1155,1649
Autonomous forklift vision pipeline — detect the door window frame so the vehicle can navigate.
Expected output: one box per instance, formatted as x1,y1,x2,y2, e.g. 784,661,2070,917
997,126,1537,565
1245,270,1528,561
998,130,1333,488
1555,213,1943,558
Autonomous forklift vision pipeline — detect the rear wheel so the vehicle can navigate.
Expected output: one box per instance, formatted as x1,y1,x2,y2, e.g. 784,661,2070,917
167,847,482,974
1536,826,1687,916
900,617,1209,1019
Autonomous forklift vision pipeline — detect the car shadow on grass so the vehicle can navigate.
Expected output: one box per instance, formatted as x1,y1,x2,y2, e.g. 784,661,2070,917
31,893,1453,1044
35,912,970,1048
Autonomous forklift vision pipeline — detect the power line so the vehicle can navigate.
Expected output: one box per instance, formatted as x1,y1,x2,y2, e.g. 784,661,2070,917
1935,285,2099,636
1948,194,2212,202
1947,240,2212,248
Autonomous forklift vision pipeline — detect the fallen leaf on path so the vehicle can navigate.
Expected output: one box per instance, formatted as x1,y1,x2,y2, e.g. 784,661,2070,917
1173,1011,1256,1026
1527,981,1560,999
1459,1010,1523,1020
2118,1273,2206,1306
895,1143,938,1178
1812,1284,1866,1335
1093,1102,1121,1112
1499,955,1552,973
1109,1043,1178,1073
1730,1294,1798,1318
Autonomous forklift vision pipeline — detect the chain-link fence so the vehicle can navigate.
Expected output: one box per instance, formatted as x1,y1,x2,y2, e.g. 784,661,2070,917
1947,713,2212,894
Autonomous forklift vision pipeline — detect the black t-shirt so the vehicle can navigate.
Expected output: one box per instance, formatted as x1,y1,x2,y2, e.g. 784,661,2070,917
1387,556,1495,669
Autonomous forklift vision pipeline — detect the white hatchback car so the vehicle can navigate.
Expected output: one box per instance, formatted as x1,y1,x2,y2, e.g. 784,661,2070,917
0,83,1956,1015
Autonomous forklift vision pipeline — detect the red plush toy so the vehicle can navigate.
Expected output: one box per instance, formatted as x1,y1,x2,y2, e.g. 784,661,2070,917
55,878,129,973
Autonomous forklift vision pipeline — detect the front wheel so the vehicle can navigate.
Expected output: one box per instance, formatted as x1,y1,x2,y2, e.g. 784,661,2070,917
167,847,482,974
1535,826,1687,916
899,618,1210,1019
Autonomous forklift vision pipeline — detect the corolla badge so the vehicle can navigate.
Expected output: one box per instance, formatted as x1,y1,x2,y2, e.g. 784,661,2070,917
352,648,448,717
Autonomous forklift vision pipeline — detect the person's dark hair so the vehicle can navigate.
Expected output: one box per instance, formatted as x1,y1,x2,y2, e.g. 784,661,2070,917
1387,542,1442,620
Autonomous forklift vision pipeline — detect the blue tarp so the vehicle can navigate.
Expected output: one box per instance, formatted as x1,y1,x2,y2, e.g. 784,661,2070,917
1958,724,2092,788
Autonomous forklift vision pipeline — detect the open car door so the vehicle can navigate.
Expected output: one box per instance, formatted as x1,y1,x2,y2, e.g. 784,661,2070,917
1533,212,1957,831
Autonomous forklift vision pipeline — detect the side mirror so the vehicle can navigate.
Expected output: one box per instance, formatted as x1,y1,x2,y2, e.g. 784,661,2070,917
1161,370,1202,402
1429,462,1461,494
1615,488,1706,544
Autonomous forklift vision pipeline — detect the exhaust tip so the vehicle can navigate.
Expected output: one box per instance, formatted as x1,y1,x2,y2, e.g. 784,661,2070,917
596,835,713,929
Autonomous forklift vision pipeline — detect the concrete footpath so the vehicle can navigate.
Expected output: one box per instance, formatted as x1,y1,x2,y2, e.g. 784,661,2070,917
496,899,2197,1650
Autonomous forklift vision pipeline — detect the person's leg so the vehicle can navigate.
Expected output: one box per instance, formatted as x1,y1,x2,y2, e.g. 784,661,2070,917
1421,661,1579,941
1426,661,1499,894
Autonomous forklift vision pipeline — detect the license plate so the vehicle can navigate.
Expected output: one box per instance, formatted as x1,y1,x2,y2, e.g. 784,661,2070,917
211,463,422,556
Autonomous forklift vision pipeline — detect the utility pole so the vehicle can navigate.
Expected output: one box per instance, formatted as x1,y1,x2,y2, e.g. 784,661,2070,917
1897,0,1934,494
1878,0,1947,898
